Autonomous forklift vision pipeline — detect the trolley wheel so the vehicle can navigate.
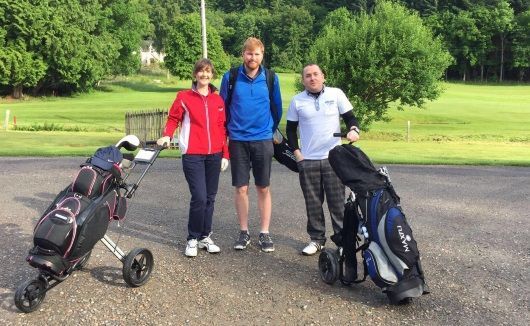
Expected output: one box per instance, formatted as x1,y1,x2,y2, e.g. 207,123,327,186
14,278,47,313
75,250,92,270
122,248,154,287
318,248,340,285
388,294,413,305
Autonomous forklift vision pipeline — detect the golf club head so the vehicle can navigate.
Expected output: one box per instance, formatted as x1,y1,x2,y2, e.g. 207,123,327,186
116,135,140,151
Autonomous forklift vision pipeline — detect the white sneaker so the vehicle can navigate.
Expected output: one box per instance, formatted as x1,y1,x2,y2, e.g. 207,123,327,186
185,239,198,257
302,242,324,256
198,237,221,254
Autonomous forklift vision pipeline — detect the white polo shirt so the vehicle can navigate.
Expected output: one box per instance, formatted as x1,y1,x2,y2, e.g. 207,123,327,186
286,86,353,159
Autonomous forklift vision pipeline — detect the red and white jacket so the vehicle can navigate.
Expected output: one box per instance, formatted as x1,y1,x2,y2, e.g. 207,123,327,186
162,84,229,159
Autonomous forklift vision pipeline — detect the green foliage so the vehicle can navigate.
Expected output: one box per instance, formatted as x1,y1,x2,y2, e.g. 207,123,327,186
106,0,152,76
221,9,269,57
164,13,230,79
425,1,515,81
13,122,87,132
147,0,181,52
0,0,47,96
0,0,150,96
267,6,314,71
308,1,452,128
0,46,47,89
512,10,530,79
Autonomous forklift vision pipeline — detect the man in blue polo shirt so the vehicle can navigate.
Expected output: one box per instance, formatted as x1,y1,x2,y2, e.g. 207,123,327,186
220,37,282,253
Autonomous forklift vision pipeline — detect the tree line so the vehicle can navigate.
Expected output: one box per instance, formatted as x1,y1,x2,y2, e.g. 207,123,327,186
1,0,528,101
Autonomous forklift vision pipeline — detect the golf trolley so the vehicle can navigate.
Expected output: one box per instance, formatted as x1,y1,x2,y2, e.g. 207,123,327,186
15,136,164,313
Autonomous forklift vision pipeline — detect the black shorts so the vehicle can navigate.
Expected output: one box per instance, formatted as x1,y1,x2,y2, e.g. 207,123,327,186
229,140,274,187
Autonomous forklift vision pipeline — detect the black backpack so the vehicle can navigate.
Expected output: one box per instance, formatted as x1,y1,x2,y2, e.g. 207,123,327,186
225,66,298,172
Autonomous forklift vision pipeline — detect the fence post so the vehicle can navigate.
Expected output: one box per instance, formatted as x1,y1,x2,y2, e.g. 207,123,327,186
4,110,10,130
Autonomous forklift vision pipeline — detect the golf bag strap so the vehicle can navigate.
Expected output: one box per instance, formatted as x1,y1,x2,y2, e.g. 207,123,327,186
358,260,369,283
352,242,369,283
386,184,400,204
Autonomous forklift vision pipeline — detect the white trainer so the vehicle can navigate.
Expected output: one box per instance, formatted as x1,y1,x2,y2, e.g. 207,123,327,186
185,239,198,257
302,242,324,256
198,237,221,254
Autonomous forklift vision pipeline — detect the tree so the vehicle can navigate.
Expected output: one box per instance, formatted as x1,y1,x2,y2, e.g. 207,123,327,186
268,6,313,71
147,0,181,52
512,10,530,80
469,4,498,81
105,0,152,76
426,10,482,81
308,2,452,128
0,0,47,98
36,0,120,93
164,13,230,79
490,0,514,81
0,0,150,96
0,46,47,98
398,0,441,15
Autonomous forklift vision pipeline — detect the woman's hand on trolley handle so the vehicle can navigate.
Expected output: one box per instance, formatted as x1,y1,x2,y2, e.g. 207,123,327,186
156,136,171,148
334,126,360,143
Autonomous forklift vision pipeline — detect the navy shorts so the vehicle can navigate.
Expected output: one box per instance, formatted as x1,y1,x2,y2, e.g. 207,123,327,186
229,140,274,187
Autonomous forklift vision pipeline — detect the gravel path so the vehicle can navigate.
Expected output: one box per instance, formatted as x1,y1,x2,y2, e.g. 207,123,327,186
1,157,528,325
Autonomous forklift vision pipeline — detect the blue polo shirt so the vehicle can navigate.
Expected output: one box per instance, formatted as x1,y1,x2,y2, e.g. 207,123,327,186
220,65,282,141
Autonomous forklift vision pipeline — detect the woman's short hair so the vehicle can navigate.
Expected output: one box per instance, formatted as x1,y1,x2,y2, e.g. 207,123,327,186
193,58,215,78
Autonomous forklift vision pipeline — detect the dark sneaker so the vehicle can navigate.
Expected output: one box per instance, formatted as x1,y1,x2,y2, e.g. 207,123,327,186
234,231,250,250
258,233,275,253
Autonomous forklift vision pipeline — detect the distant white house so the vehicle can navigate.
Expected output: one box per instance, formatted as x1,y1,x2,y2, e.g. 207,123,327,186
140,41,165,66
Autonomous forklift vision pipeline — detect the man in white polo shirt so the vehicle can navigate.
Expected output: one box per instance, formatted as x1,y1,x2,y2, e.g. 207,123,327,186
286,63,360,255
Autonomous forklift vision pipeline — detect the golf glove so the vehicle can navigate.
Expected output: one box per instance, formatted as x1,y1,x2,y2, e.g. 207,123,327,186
157,136,171,147
221,158,229,171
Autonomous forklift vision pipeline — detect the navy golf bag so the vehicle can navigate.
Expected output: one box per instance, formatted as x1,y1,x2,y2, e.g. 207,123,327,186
27,146,125,277
324,144,429,304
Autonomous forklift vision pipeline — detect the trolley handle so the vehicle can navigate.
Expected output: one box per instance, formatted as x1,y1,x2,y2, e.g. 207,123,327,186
333,132,348,138
124,140,165,199
143,140,166,150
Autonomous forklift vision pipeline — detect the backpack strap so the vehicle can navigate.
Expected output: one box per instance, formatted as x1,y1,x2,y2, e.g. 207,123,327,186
225,67,239,125
266,68,280,131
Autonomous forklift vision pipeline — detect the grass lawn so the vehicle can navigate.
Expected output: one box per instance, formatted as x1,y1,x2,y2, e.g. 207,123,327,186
1,72,529,166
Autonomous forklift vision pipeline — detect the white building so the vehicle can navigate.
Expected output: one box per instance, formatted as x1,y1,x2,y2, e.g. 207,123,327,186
140,42,166,66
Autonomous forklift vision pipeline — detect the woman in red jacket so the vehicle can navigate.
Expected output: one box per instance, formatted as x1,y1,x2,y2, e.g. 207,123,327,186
157,58,229,257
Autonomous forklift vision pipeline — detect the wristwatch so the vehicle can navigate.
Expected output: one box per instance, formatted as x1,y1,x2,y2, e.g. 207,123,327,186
350,126,360,135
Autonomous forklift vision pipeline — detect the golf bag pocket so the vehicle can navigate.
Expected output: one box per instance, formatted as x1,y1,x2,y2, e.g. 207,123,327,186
71,165,113,199
379,206,420,273
364,242,398,288
113,196,127,221
33,207,78,258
